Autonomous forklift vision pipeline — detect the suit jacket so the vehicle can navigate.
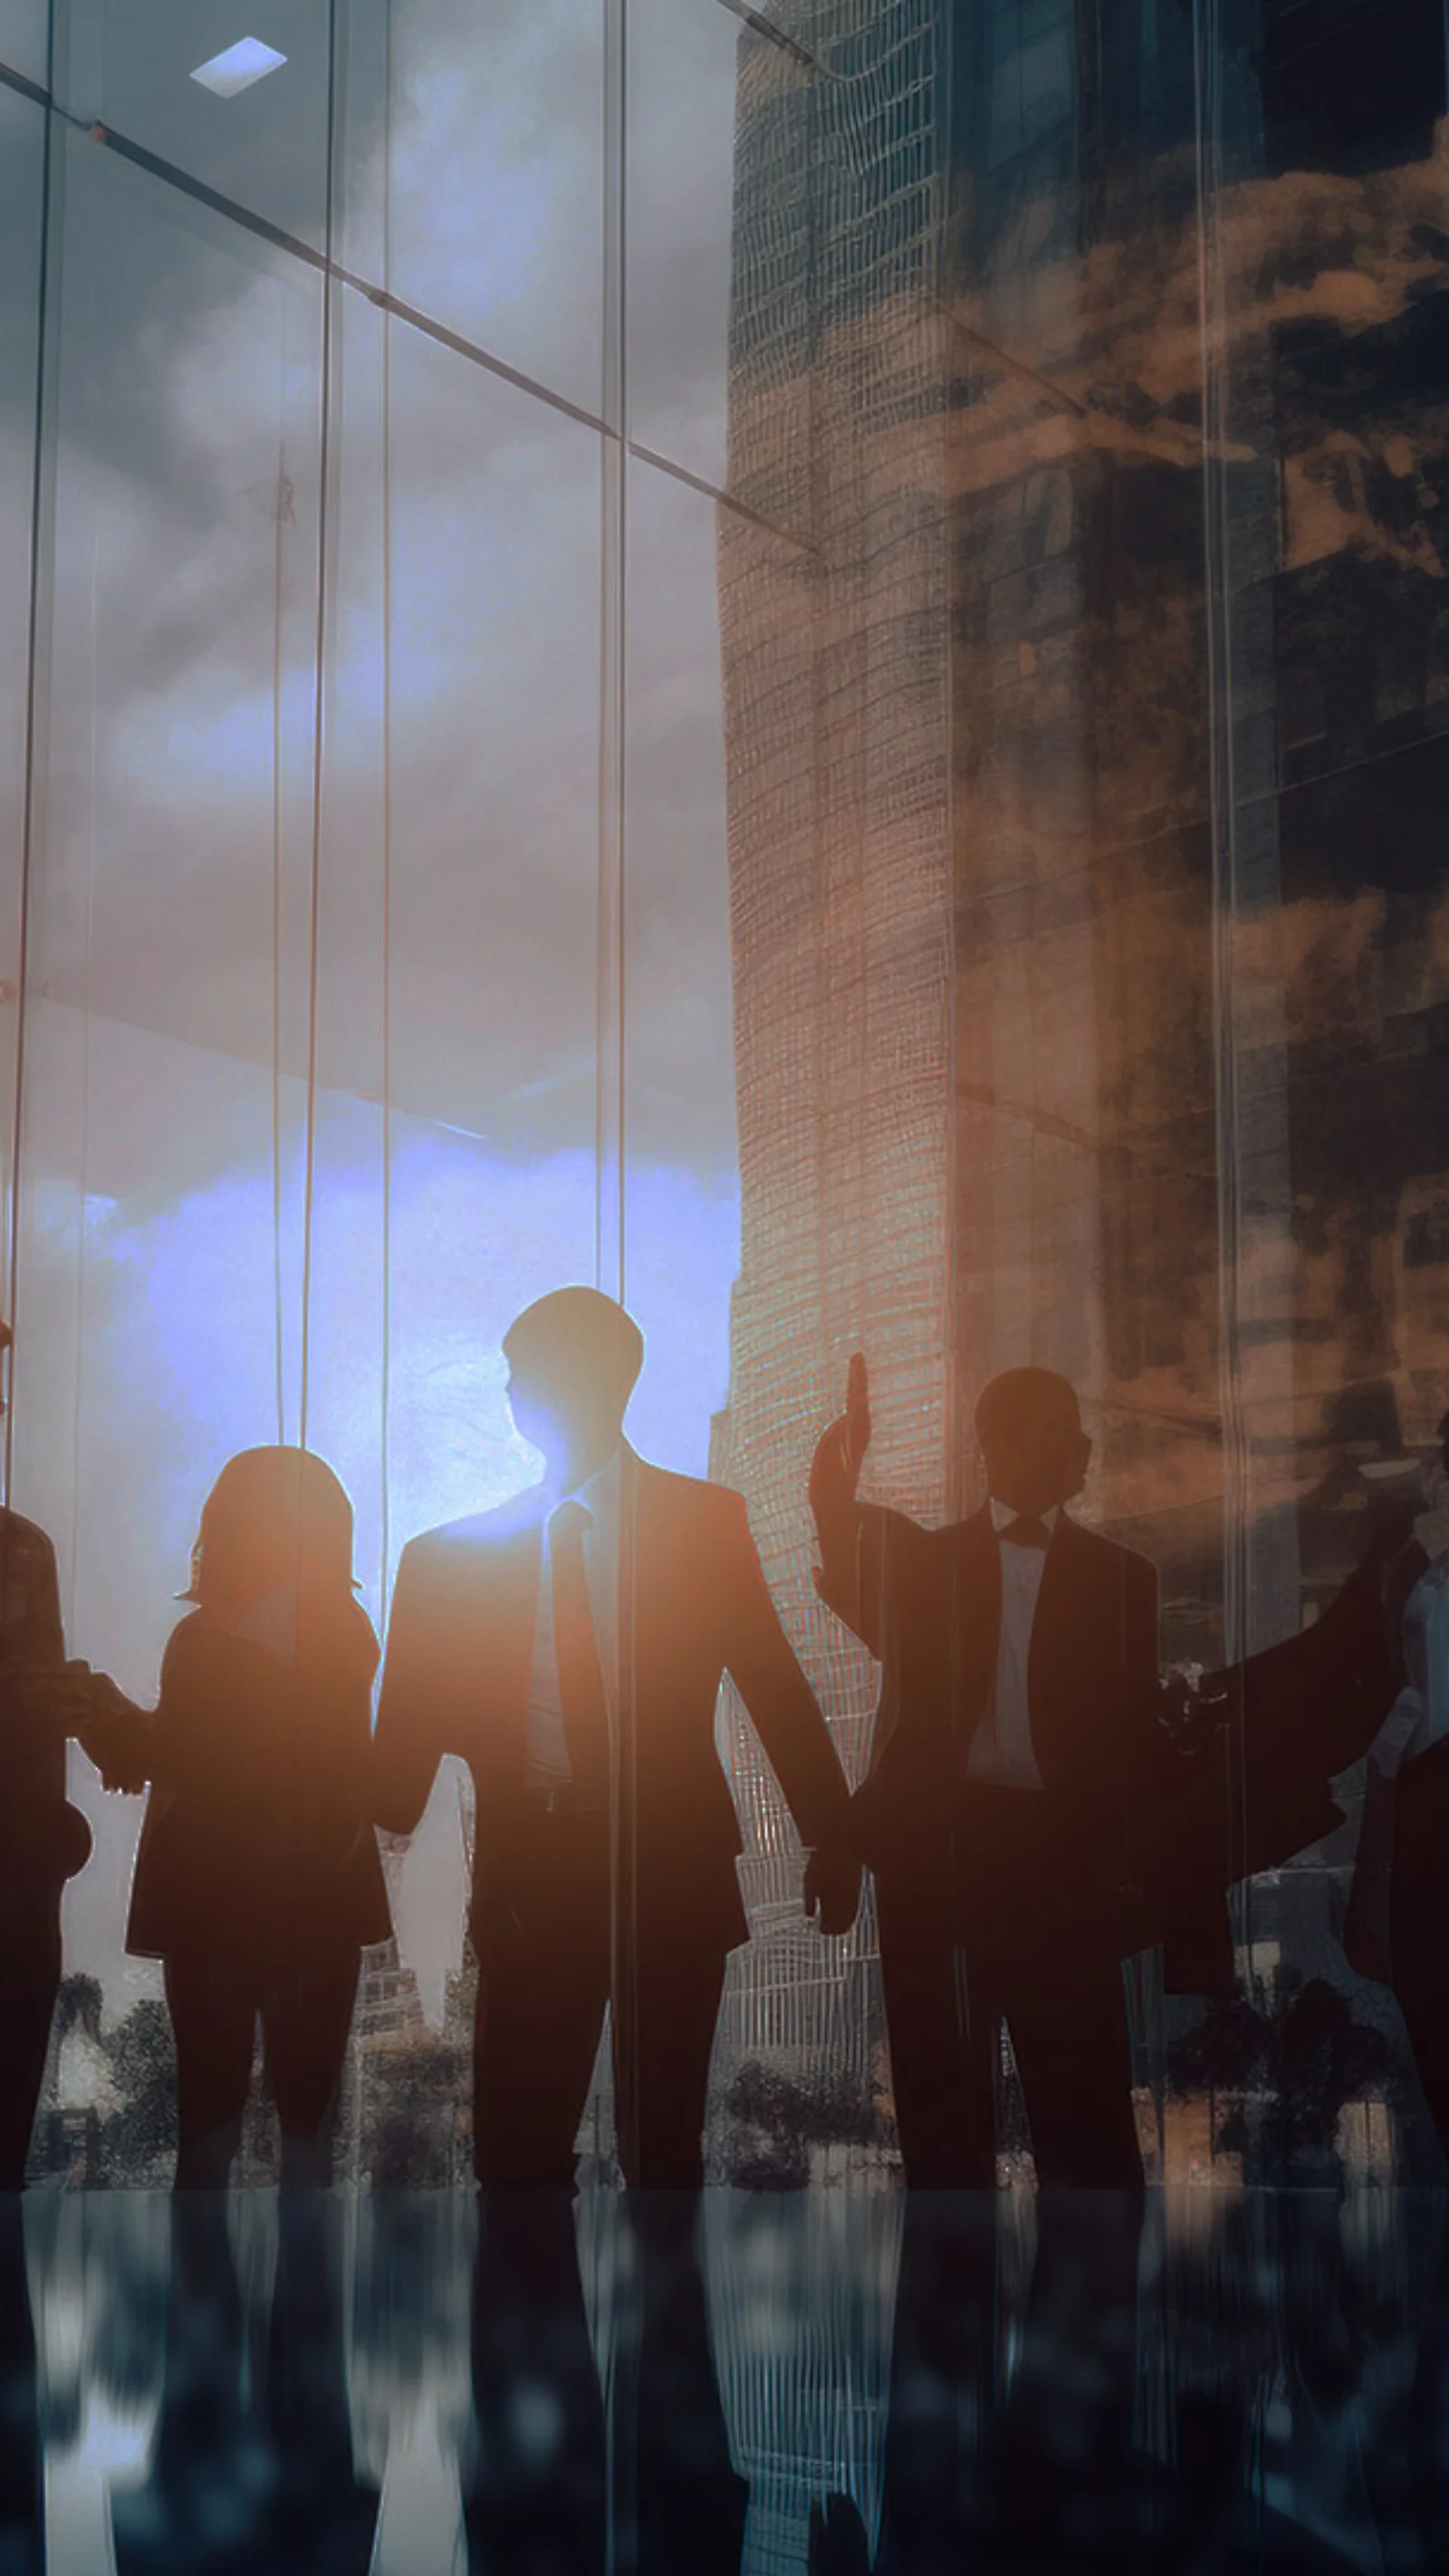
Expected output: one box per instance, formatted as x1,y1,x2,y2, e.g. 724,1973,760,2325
0,1507,91,1916
124,1597,390,1966
372,1448,852,1964
823,1501,1162,1935
822,1499,1407,1994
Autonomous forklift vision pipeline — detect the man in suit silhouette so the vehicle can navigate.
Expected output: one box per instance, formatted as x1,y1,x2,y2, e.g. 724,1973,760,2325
811,1354,1158,2189
0,1318,95,2189
373,1286,860,2189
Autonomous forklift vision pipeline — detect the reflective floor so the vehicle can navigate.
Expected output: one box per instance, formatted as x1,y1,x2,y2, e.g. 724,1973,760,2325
7,2184,1449,2572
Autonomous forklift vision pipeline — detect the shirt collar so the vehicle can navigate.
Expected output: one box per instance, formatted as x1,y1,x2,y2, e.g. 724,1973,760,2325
553,1444,624,1523
989,1496,1059,1537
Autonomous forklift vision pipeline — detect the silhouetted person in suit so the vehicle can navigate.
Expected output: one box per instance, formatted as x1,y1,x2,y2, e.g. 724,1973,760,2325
0,1315,96,2190
811,1355,1157,2189
373,1285,859,2190
86,1448,390,2187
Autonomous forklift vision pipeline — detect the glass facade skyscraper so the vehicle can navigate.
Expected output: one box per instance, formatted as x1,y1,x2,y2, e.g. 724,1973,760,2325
4,0,1449,2185
719,0,1449,2175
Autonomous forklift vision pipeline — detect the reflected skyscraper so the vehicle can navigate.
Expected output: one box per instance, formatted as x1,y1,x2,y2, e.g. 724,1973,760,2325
717,0,1449,2167
711,0,956,2155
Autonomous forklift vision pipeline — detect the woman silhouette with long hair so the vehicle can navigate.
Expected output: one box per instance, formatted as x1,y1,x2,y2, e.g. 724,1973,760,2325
91,1449,390,2187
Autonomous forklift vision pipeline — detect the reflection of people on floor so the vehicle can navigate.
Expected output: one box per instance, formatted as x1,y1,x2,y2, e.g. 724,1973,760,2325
374,1287,859,2191
816,2193,998,2571
1343,1412,1449,2155
465,2191,744,2576
1367,2199,1449,2567
111,2192,378,2574
813,2192,1147,2573
0,1314,97,2190
83,1448,390,2187
972,2191,1147,2568
820,2189,1384,2575
265,2195,381,2571
0,2199,43,2574
812,1355,1157,2187
1154,2196,1390,2575
629,2194,747,2576
465,2195,607,2574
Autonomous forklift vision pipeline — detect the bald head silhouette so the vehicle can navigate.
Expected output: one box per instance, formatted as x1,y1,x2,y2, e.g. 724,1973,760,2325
974,1367,1091,1517
503,1287,644,1490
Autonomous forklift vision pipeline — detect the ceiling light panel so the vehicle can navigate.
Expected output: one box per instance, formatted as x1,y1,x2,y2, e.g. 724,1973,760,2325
189,38,287,99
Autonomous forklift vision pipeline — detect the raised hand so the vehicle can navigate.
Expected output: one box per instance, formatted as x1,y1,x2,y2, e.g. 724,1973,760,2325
74,1671,151,1793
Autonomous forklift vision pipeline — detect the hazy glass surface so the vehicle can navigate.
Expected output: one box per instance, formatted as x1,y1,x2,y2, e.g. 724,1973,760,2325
2,0,1448,2195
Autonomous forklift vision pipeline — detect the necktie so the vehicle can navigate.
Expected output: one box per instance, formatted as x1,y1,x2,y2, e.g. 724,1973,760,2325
550,1499,609,1811
1000,1514,1051,1550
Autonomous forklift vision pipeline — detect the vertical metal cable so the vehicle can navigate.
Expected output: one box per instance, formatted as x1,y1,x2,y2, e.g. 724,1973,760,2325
600,3,629,2562
65,521,100,1617
936,5,965,1528
597,4,628,1312
1193,0,1252,1923
379,0,395,1618
271,434,290,1446
5,49,56,1498
298,0,341,1454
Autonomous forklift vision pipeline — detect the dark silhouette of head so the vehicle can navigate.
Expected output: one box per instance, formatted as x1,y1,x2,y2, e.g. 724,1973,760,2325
185,1447,357,1622
974,1368,1091,1517
504,1288,643,1490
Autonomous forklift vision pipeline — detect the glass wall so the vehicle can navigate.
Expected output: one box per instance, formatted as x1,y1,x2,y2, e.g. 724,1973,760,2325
8,0,1449,2566
4,0,1449,2200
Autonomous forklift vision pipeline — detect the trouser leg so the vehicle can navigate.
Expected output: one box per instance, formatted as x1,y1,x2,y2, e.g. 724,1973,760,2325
472,1812,609,2189
0,1921,60,2191
1396,1960,1449,2159
1392,1748,1449,2163
957,1789,1142,2194
164,1956,258,2187
876,1858,991,2188
611,1938,725,2193
1004,1946,1142,2191
263,1950,360,2187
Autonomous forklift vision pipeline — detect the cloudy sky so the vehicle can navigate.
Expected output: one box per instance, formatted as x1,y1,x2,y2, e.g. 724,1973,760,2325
0,0,790,2005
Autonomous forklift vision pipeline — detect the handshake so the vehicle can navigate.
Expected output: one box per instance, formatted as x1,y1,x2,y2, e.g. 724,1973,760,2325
3,1658,105,1728
2,1661,146,1789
